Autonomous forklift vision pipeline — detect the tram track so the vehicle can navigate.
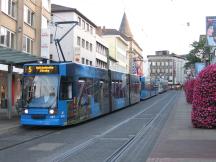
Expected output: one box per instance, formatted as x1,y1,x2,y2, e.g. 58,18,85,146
0,127,63,152
49,92,175,162
105,93,178,162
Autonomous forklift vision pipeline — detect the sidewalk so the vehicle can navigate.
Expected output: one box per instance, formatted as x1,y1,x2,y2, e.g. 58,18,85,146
0,109,20,134
147,91,216,162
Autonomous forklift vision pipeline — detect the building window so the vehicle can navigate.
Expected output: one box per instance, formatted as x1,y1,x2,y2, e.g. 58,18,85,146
41,16,48,28
86,59,89,65
86,41,89,50
0,26,15,48
90,43,92,52
82,57,85,64
96,42,107,55
82,20,85,30
152,62,155,66
78,17,81,26
23,35,33,53
24,5,34,26
50,54,53,60
82,39,85,48
1,0,16,18
165,69,168,73
77,36,81,46
50,34,53,43
42,0,50,11
90,61,92,66
90,26,93,34
86,23,89,31
161,69,164,73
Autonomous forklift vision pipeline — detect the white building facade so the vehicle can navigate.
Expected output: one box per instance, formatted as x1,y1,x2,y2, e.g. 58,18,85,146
95,35,108,69
50,4,108,68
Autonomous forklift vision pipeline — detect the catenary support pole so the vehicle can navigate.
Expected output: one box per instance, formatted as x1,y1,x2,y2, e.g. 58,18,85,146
7,65,13,119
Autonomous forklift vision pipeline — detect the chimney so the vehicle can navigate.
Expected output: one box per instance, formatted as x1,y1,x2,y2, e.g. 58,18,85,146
96,26,102,36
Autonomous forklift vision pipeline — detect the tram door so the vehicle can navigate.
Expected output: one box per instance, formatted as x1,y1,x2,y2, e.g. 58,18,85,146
59,77,73,124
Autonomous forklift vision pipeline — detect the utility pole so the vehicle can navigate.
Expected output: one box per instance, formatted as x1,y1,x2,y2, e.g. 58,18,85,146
106,49,110,70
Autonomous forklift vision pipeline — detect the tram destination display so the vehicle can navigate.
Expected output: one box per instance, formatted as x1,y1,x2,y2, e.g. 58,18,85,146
24,65,59,74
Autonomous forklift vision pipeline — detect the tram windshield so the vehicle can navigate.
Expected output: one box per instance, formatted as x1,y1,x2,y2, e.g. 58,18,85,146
23,76,58,108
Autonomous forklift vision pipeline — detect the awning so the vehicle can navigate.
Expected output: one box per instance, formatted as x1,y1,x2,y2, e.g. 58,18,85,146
0,46,50,119
0,46,46,67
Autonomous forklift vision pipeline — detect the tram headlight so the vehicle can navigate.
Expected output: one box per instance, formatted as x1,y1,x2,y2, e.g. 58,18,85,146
49,109,55,115
24,109,28,114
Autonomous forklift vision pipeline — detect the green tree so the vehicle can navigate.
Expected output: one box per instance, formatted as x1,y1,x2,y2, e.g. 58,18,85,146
185,36,211,69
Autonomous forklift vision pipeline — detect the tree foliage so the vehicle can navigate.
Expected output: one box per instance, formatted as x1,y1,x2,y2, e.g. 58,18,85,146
185,36,211,69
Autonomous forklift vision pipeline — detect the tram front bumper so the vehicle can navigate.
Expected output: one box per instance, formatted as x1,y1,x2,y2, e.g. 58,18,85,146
20,116,66,126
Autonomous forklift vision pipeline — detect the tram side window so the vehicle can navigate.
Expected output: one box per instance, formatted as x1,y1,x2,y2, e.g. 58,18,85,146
112,80,125,98
60,77,73,100
94,80,104,103
77,78,93,98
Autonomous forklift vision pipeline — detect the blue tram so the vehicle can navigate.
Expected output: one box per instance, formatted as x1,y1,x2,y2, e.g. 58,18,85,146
140,77,159,100
20,62,167,126
20,62,141,126
158,78,169,93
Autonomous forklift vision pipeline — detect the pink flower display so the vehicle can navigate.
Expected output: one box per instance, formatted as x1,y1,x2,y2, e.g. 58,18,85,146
183,79,195,104
192,64,216,128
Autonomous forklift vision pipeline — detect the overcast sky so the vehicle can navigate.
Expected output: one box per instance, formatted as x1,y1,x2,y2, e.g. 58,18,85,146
51,0,216,56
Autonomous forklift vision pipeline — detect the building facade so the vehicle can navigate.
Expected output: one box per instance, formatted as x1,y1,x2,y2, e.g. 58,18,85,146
0,0,51,56
147,51,186,85
0,0,51,110
99,13,143,75
99,28,129,73
95,35,109,69
50,4,109,68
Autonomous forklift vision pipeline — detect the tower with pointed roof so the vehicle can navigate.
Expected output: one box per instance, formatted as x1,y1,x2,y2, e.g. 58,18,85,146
119,12,144,76
119,12,133,38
